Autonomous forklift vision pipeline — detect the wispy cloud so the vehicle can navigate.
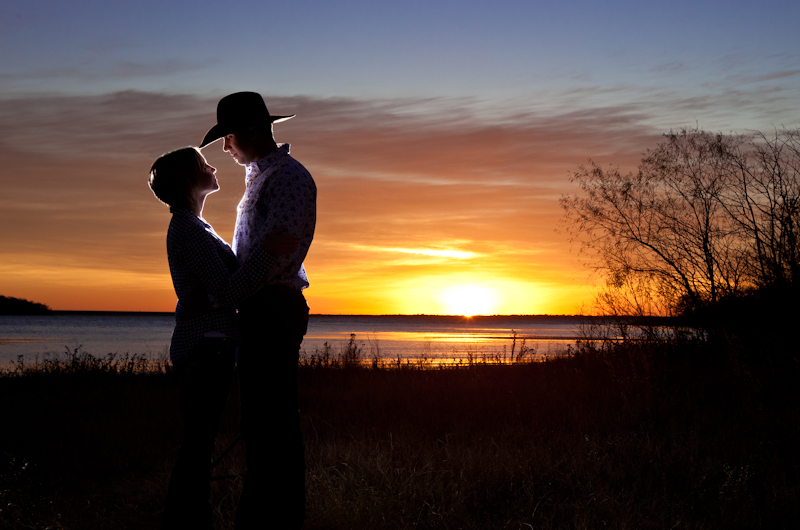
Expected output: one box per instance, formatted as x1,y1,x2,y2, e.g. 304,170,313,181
650,61,688,75
352,245,479,259
746,69,800,83
83,36,129,53
0,59,216,84
0,90,668,313
3,88,793,312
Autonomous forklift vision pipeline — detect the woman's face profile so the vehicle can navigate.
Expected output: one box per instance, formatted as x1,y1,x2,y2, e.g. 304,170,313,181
194,157,219,195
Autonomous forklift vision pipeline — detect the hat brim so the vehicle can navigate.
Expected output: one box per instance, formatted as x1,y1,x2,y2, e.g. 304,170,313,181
199,114,295,148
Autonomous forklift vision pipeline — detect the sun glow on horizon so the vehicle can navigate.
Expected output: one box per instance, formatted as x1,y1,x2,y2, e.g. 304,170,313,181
438,285,499,317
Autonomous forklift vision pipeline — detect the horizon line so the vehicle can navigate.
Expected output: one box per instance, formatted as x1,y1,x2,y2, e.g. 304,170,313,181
28,310,667,319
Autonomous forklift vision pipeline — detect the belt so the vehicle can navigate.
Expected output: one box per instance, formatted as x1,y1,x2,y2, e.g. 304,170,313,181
241,284,303,307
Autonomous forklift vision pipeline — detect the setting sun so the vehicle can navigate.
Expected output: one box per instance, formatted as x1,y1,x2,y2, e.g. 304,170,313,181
438,285,499,316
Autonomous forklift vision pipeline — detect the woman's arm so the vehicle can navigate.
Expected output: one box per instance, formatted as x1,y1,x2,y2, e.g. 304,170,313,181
169,214,295,311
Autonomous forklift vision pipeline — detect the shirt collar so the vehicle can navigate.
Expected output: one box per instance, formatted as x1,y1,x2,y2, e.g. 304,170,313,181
245,143,291,180
169,206,190,215
170,206,209,227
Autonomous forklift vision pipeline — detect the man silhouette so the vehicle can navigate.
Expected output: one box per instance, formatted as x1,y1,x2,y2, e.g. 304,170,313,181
200,92,316,529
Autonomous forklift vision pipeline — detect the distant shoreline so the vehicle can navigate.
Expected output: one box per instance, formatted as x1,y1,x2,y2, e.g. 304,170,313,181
27,311,676,323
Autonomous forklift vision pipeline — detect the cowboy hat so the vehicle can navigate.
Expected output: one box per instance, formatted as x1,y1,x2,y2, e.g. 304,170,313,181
200,92,294,147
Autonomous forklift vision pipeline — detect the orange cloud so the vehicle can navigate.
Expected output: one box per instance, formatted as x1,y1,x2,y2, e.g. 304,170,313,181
0,91,661,313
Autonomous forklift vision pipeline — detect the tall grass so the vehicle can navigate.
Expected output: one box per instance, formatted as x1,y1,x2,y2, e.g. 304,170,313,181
1,335,798,529
6,345,171,376
303,331,545,370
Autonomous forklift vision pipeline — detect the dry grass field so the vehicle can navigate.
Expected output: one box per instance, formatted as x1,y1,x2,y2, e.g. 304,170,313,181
1,337,798,529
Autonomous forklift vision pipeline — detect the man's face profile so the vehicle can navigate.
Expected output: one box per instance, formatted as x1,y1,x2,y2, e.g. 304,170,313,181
223,131,257,166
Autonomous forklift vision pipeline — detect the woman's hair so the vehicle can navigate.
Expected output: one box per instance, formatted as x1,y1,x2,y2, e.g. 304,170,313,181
148,147,205,207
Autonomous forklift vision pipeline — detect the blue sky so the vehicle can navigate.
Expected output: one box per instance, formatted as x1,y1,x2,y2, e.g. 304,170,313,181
2,0,798,129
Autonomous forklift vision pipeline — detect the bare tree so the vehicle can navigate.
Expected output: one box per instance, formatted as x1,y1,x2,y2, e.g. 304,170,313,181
720,129,800,289
562,127,800,319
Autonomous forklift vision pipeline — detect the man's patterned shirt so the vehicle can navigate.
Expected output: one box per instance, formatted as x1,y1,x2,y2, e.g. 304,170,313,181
232,143,316,292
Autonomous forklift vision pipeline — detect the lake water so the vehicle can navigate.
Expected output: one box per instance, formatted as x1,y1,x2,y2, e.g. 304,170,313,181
0,313,590,368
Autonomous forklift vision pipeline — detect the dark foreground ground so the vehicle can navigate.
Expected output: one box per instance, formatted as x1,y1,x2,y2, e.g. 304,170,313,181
1,341,799,529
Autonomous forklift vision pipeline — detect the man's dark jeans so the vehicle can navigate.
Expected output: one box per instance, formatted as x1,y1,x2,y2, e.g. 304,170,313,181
235,289,309,530
162,338,236,530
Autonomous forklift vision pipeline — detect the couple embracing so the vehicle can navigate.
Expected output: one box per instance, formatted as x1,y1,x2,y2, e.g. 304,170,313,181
148,92,315,529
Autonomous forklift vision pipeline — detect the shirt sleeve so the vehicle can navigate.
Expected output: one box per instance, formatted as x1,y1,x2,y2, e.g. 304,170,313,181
171,215,278,308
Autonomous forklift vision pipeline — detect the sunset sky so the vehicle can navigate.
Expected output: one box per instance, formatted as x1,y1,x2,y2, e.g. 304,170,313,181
1,0,799,314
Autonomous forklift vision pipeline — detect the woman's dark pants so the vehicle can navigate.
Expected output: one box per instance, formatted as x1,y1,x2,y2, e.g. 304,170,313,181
162,338,236,530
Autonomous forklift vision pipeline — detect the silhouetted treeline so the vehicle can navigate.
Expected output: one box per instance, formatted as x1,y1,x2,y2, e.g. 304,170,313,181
0,295,51,315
